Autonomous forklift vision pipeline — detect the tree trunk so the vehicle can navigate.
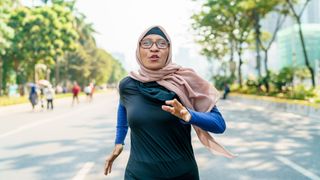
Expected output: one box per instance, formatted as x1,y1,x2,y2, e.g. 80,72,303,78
229,40,236,79
263,50,270,92
297,20,315,87
237,44,243,88
34,63,37,83
0,59,2,96
55,58,59,86
287,0,314,87
2,58,8,95
254,8,262,78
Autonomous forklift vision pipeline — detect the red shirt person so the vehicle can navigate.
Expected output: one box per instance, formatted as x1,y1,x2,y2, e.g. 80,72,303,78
72,82,81,105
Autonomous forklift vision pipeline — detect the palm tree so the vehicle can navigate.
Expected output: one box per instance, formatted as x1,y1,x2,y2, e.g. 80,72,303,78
75,12,97,47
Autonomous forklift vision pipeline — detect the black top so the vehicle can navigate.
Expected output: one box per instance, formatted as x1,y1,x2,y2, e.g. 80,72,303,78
119,77,199,179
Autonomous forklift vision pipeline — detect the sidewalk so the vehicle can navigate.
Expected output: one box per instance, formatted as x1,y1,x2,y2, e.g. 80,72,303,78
229,93,320,119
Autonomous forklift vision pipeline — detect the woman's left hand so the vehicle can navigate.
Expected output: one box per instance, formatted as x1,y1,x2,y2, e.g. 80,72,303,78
162,98,191,122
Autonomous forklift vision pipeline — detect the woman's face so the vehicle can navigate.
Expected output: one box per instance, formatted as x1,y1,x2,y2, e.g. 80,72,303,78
139,34,169,70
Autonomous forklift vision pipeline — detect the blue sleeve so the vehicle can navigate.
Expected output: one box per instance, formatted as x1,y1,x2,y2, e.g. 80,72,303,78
115,102,128,145
187,106,226,134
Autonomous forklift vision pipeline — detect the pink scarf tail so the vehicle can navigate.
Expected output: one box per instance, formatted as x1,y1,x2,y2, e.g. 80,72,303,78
193,126,237,159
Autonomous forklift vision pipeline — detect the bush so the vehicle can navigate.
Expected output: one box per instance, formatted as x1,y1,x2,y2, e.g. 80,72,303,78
270,67,294,92
212,75,235,90
311,87,320,103
285,85,315,100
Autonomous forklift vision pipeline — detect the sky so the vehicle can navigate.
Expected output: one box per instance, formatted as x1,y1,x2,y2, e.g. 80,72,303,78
75,0,208,72
22,0,211,78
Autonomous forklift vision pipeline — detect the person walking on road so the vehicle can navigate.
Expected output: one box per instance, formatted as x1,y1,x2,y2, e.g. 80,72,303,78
84,84,92,102
89,82,95,101
72,82,80,106
29,85,38,110
44,84,55,110
104,25,236,180
39,87,45,110
223,83,231,100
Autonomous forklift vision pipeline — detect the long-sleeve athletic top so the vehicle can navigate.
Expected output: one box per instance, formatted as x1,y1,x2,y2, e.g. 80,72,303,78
115,103,226,145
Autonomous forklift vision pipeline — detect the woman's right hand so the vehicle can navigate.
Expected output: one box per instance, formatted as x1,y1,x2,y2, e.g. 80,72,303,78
104,144,123,176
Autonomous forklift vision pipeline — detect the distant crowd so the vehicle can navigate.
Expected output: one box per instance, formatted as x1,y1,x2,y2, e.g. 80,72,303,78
28,81,97,111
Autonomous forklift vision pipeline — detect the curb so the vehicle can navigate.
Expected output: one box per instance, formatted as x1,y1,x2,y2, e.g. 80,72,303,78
229,94,320,119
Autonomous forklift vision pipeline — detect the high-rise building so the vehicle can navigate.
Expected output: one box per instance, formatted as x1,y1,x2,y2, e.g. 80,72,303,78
261,0,320,85
277,24,320,68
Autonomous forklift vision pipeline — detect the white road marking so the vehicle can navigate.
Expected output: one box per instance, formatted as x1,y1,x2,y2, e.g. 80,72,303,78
0,118,54,138
72,162,95,180
0,106,90,139
276,156,320,180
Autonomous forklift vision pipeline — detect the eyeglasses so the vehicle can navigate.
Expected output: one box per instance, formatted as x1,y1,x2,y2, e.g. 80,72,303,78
140,38,169,49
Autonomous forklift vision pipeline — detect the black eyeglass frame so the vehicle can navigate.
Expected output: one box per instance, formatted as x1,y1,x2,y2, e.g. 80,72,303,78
139,39,170,49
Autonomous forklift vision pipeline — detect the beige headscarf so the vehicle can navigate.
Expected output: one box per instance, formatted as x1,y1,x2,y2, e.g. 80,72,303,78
130,25,236,158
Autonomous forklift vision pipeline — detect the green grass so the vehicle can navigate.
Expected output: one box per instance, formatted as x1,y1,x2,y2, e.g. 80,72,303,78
230,92,320,108
0,96,29,106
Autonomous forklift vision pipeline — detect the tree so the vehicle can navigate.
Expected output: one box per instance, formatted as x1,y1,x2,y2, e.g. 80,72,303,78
64,46,126,86
63,45,91,86
4,4,78,86
0,0,15,95
89,48,113,85
0,0,14,55
192,0,254,86
239,0,287,78
61,11,96,86
108,60,127,84
63,12,126,86
259,10,288,92
286,0,315,87
192,0,299,88
74,12,97,47
1,0,124,94
233,27,251,87
270,67,294,92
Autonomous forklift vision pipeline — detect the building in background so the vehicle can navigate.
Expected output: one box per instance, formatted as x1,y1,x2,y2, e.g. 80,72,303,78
277,24,320,69
260,0,320,84
174,47,210,80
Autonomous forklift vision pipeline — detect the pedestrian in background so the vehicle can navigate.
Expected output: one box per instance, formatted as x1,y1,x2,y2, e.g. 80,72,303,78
89,82,95,101
72,82,80,106
44,84,54,110
39,87,45,110
223,83,230,100
29,85,38,110
84,84,92,102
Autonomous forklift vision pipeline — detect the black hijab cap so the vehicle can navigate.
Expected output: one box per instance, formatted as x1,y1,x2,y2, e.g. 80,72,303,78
143,27,169,42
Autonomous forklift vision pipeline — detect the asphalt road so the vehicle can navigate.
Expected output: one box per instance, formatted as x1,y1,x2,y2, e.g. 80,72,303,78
0,90,319,180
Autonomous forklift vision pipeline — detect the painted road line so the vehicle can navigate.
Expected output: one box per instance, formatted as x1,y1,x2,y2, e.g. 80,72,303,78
72,162,95,180
0,118,54,138
276,156,320,180
0,105,93,139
